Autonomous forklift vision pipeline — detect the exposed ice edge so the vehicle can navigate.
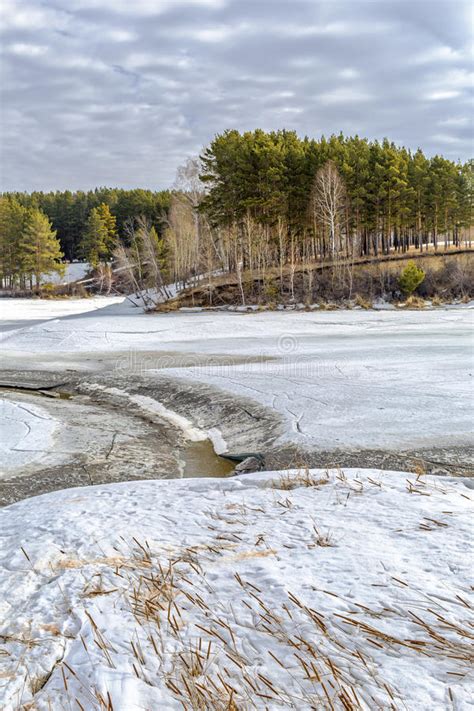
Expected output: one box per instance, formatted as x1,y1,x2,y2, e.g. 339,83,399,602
83,384,228,454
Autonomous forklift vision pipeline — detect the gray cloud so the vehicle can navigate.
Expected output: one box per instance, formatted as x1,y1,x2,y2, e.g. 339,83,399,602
0,0,472,191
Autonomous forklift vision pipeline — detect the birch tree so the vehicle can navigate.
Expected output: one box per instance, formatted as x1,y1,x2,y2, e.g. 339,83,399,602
310,160,346,259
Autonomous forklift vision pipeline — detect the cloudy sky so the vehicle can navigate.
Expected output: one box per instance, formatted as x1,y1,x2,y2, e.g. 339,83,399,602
0,0,472,192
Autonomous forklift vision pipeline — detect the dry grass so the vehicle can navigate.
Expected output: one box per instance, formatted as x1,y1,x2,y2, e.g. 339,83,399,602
402,295,426,309
272,468,330,490
17,536,474,710
354,294,372,309
174,250,474,308
318,301,339,310
71,529,472,709
10,474,473,710
309,525,336,548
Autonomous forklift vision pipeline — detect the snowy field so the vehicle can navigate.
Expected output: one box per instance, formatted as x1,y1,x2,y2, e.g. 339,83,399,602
1,297,472,453
0,469,472,709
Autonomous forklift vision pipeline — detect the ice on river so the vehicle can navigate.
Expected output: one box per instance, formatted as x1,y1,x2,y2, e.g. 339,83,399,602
1,298,472,452
0,399,58,473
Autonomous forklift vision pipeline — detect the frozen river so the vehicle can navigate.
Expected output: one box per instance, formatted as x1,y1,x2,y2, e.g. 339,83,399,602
0,297,473,500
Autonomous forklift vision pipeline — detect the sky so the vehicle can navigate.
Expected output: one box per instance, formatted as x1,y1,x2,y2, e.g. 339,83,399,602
0,0,472,192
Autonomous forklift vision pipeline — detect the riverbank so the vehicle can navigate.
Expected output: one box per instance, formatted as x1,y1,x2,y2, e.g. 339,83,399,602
0,468,472,709
170,250,474,309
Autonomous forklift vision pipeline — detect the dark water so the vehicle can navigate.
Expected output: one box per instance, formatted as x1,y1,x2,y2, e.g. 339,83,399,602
182,439,235,478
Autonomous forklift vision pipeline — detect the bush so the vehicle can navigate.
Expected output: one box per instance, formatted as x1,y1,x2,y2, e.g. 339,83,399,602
398,261,425,295
263,281,279,302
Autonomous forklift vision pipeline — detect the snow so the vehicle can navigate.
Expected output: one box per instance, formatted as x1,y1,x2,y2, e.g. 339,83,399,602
43,261,90,285
207,425,228,454
0,299,472,707
0,295,124,334
0,399,58,473
0,469,472,709
79,383,227,453
83,384,209,443
1,302,472,452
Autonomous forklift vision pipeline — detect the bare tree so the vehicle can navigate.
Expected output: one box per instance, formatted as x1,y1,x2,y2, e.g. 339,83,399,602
165,193,200,288
95,263,113,294
276,216,287,296
113,243,144,306
166,158,227,294
113,217,168,310
174,157,204,211
136,217,167,297
302,228,315,303
235,254,246,307
173,157,206,281
310,160,346,259
345,231,360,300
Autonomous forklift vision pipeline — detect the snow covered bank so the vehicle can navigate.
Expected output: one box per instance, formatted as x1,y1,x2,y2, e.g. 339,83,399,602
0,399,58,473
0,469,472,709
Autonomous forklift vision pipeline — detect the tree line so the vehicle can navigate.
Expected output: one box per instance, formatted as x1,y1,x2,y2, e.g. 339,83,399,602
1,131,472,295
147,131,472,304
0,188,170,289
2,188,170,261
200,130,472,266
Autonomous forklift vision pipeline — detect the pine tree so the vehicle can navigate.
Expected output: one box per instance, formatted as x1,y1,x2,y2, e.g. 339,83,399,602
79,207,109,267
96,203,117,255
19,208,64,287
455,161,472,245
398,261,425,295
409,149,430,251
0,197,27,288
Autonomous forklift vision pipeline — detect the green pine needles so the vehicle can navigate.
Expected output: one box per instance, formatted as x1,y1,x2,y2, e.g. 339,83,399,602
398,261,425,295
0,198,64,289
